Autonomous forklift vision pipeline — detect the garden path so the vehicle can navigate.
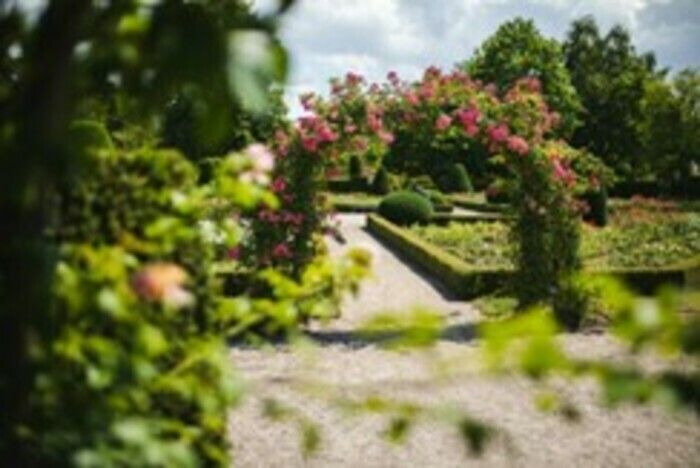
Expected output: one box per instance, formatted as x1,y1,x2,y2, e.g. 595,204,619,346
228,214,700,468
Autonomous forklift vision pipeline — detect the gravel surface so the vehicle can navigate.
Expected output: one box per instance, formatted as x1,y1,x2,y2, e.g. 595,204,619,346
228,214,700,468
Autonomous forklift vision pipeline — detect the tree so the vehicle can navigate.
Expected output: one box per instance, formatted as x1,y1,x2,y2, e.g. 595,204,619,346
466,18,582,137
563,16,660,180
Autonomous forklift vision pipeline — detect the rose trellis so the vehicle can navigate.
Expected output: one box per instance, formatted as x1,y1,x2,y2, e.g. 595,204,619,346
246,67,601,326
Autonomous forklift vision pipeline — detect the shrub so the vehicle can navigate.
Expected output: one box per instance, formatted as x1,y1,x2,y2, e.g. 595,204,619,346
436,163,473,193
582,187,608,227
378,190,433,226
413,187,453,212
55,148,198,244
348,154,363,180
35,245,238,466
371,166,391,195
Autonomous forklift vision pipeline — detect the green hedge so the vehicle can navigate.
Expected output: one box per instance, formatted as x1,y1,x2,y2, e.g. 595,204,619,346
367,214,700,299
448,195,510,213
367,214,511,298
327,178,370,193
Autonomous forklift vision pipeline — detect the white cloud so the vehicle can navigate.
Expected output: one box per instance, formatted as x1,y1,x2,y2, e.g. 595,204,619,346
258,0,699,115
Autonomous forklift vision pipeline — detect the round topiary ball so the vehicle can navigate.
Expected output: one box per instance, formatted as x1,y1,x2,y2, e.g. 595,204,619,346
378,190,433,226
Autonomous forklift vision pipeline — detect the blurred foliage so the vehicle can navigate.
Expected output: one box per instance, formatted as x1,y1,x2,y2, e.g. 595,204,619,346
480,278,700,414
0,0,298,464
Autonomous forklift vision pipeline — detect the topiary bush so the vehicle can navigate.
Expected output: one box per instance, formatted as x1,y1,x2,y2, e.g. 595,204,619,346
412,187,453,213
582,187,608,227
436,163,473,193
348,154,363,180
378,190,434,226
371,166,391,195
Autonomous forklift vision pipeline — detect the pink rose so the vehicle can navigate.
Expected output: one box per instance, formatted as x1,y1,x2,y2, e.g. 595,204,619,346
506,135,530,155
435,114,452,131
272,243,292,259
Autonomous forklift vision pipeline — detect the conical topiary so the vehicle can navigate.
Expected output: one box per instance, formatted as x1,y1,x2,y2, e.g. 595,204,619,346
436,163,473,193
371,166,391,195
348,154,363,180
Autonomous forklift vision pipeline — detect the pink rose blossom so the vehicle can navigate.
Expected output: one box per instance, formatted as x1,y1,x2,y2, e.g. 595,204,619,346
404,91,420,106
378,130,395,144
487,123,510,143
271,176,287,193
272,243,292,259
507,135,530,155
435,114,452,131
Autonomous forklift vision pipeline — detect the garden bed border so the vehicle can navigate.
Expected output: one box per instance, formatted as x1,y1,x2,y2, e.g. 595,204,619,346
366,214,700,299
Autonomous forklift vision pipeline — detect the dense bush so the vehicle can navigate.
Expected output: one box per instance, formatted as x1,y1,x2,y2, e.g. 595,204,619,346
54,148,198,244
378,191,434,226
372,166,391,195
436,163,473,193
36,246,238,467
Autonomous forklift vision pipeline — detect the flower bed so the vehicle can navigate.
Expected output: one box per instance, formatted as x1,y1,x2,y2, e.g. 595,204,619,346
411,214,700,270
368,213,700,299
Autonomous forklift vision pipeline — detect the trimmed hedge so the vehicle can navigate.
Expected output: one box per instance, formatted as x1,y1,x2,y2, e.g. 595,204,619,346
367,214,511,298
327,177,369,193
367,214,700,299
449,194,510,213
378,191,433,225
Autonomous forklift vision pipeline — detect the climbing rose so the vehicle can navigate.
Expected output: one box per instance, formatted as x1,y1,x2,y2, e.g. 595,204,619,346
241,144,275,185
272,243,292,259
487,124,510,143
271,176,287,193
552,158,576,186
404,91,420,106
507,135,530,155
377,130,395,144
435,114,452,131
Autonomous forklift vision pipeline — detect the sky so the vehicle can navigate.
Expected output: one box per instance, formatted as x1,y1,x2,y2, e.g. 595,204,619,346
253,0,700,115
9,0,699,116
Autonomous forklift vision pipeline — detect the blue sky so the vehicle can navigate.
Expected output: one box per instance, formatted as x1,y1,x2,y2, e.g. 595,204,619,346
254,0,700,115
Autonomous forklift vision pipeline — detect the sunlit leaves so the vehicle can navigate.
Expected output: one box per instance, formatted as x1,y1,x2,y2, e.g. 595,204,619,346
360,308,444,349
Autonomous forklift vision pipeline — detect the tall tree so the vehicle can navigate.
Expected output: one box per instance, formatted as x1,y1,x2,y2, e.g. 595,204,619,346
466,18,582,137
564,16,659,179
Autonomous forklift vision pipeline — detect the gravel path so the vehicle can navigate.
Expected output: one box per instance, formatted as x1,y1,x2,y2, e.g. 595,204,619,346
228,214,700,468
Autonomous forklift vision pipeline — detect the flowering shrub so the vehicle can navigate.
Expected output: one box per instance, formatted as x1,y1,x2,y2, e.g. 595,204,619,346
283,66,608,326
